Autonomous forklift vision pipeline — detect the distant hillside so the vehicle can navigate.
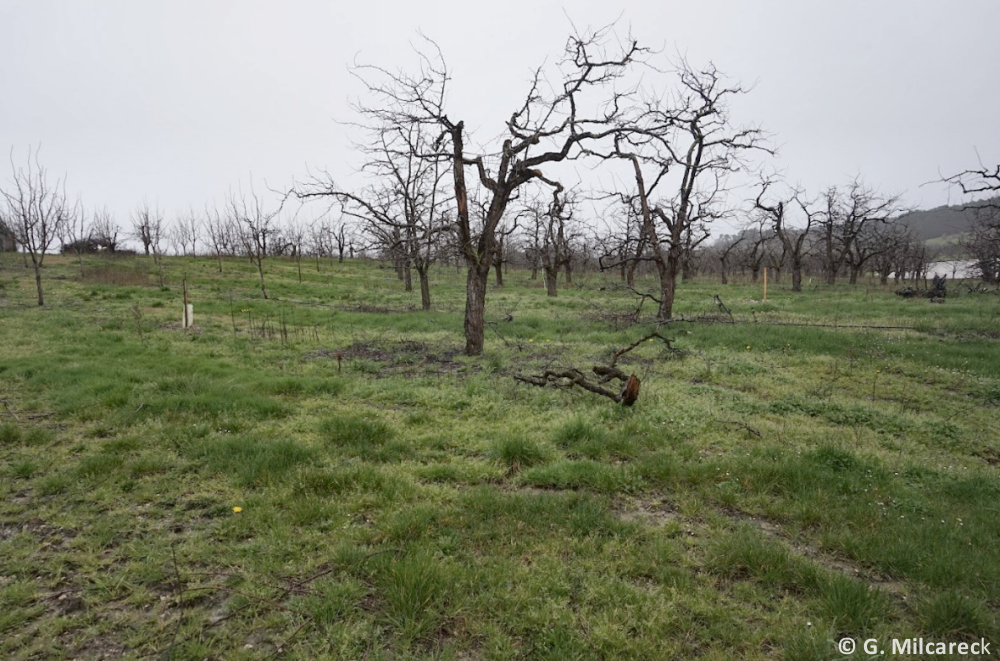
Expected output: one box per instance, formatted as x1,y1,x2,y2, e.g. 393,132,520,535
898,198,999,241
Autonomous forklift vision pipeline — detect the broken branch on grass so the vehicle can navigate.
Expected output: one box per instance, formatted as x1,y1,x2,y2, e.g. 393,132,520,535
1,399,20,422
514,331,679,405
610,331,679,366
714,295,735,323
485,319,523,351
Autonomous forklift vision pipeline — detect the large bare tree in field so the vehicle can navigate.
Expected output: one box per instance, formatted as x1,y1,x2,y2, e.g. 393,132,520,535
0,147,74,306
349,28,642,355
594,60,770,319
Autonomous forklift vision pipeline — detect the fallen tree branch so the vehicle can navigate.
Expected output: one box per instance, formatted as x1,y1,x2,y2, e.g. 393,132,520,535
610,331,678,366
514,368,625,401
513,331,679,405
717,419,761,438
714,295,736,323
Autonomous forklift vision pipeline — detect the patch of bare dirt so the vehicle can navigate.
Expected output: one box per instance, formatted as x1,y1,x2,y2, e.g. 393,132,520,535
0,517,77,549
304,341,465,376
340,303,416,314
613,495,679,527
161,321,204,334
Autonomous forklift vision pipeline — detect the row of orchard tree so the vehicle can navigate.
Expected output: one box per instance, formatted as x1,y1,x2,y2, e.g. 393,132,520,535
2,26,999,354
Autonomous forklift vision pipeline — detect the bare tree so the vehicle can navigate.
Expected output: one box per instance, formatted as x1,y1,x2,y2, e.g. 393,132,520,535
962,208,1000,283
333,222,350,264
816,178,904,285
712,234,744,285
754,178,813,292
348,28,642,354
130,199,156,255
594,59,770,319
530,188,577,297
91,206,121,252
942,160,1000,199
60,197,90,275
0,147,74,305
299,117,450,309
942,158,1000,283
228,182,281,299
173,209,201,256
131,200,166,283
597,199,647,286
286,216,308,283
205,204,236,273
869,222,916,285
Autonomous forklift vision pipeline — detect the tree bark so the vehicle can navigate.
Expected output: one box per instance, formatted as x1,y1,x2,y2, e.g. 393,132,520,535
418,265,431,310
33,261,44,306
257,258,268,299
544,267,558,297
464,266,489,355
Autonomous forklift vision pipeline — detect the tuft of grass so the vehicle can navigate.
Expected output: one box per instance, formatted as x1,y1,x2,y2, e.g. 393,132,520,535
318,415,412,462
374,551,452,642
320,415,394,446
819,574,891,635
916,591,995,640
75,453,125,480
521,459,642,493
706,526,821,594
490,433,549,471
0,423,23,445
187,435,315,487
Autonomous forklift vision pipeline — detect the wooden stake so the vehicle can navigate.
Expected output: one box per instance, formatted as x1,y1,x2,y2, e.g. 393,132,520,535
763,267,768,302
182,275,189,328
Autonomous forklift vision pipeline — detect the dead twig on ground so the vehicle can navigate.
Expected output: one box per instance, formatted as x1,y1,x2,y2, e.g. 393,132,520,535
717,419,762,438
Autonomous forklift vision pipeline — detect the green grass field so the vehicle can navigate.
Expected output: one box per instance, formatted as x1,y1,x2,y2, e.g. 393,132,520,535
1,253,999,660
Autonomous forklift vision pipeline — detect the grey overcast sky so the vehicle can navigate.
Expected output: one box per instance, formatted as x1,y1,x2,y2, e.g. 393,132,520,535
1,0,998,228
